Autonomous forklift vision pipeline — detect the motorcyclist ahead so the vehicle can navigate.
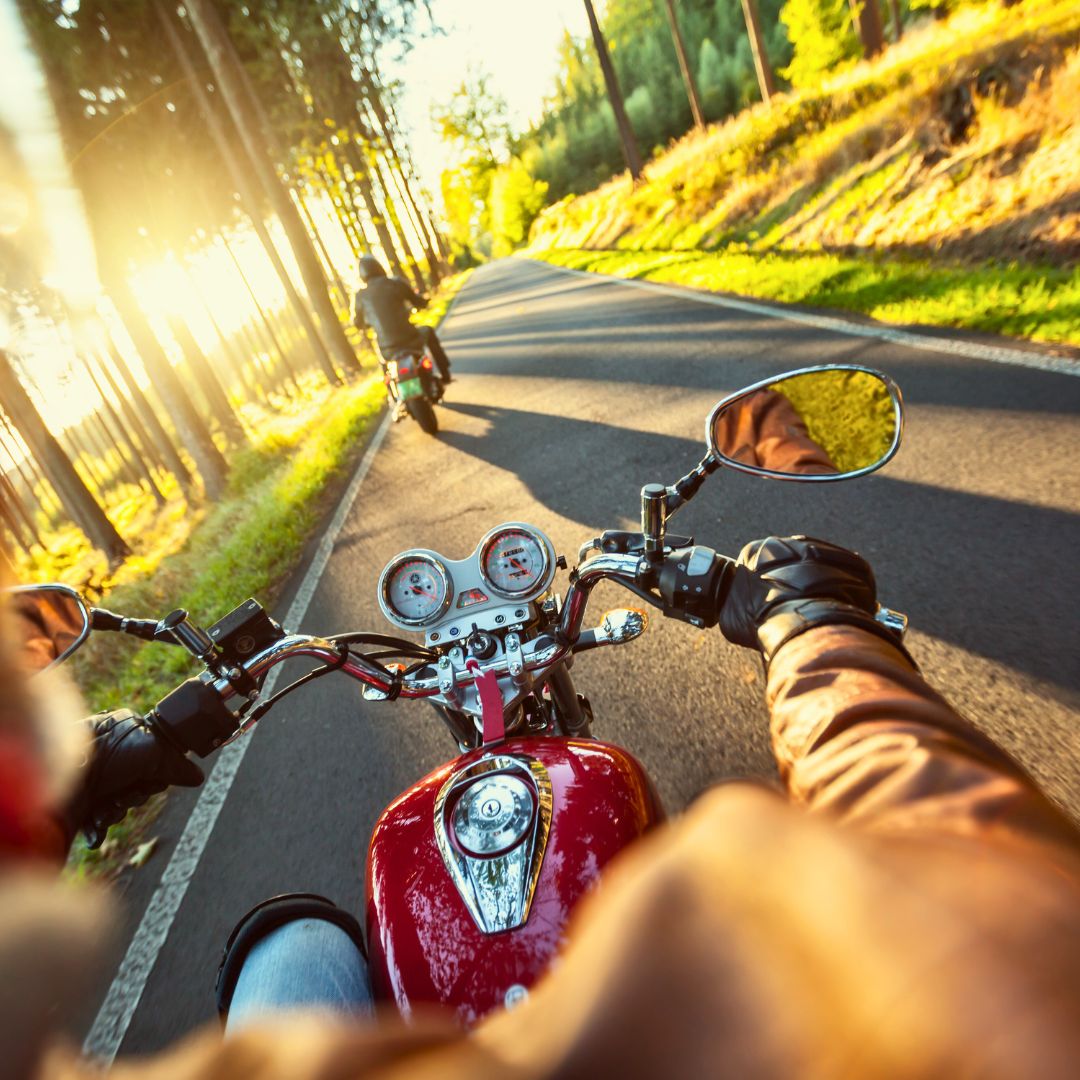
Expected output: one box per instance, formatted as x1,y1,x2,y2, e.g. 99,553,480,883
352,256,452,383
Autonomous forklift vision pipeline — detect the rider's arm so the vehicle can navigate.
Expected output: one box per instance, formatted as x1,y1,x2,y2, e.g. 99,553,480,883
394,278,426,310
721,535,1080,860
352,293,367,333
767,624,1080,857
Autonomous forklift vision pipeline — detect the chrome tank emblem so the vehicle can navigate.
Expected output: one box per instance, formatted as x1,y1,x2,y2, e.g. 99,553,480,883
433,754,553,935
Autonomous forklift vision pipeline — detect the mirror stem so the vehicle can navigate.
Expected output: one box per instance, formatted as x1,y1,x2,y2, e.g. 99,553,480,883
666,455,720,515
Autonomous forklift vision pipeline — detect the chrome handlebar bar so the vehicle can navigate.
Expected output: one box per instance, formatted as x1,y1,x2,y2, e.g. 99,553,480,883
222,552,643,708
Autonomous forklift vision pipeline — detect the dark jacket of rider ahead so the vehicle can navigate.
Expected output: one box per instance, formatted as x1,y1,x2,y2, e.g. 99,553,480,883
353,257,426,357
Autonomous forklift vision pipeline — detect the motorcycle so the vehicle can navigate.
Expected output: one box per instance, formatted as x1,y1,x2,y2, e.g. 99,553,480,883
381,342,443,435
12,363,906,1025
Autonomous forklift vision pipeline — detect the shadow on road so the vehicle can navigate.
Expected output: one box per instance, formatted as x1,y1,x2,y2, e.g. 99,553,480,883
446,264,1080,417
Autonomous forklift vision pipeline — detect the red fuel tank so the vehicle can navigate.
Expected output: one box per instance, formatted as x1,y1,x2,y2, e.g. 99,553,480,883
364,736,663,1024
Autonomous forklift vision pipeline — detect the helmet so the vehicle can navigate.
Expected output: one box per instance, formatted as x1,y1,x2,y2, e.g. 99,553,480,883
358,256,387,283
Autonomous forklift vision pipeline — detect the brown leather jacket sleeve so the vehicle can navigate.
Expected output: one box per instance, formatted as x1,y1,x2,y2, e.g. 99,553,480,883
767,624,1080,861
713,389,838,474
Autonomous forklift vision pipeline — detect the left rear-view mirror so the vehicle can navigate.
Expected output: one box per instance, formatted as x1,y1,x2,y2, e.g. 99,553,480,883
706,365,903,481
5,584,91,674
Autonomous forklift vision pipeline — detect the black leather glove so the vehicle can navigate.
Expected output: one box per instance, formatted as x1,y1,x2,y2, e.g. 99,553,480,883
66,709,204,849
719,535,911,664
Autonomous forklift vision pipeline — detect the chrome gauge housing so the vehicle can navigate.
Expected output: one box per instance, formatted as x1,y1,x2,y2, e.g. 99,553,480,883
378,552,454,628
479,523,555,601
375,524,557,638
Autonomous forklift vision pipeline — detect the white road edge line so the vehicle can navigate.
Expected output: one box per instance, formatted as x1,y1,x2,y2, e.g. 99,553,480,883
531,258,1080,378
83,408,393,1065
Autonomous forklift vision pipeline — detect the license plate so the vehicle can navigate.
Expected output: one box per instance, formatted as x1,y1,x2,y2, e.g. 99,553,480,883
398,377,423,400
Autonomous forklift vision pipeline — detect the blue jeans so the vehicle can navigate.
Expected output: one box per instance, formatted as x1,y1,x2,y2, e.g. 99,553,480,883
226,918,374,1034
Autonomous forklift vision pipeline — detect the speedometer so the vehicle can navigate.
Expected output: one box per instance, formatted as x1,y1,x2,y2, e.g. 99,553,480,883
379,554,453,626
480,526,551,599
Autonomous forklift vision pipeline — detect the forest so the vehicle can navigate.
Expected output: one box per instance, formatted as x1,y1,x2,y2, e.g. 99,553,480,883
438,0,918,261
1,0,446,586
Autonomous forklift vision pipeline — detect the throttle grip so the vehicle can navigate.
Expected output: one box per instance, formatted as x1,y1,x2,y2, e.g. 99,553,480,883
655,546,733,628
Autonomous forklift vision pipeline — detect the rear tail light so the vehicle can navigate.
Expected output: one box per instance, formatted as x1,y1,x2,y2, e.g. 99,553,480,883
421,355,433,370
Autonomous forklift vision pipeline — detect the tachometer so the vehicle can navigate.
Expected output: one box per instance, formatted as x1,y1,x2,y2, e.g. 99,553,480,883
379,554,453,627
480,526,551,599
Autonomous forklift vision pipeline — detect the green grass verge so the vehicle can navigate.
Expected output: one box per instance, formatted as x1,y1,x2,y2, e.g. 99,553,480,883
529,248,1080,348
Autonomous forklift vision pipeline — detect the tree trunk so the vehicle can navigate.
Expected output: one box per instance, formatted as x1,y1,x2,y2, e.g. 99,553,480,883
346,149,407,278
64,427,108,495
168,317,247,445
219,233,302,393
583,0,643,181
88,407,142,490
103,336,196,492
888,0,903,42
850,0,885,58
180,0,360,377
0,466,42,552
740,0,777,102
382,90,452,262
0,412,58,518
370,153,430,293
360,88,440,276
189,281,264,401
294,189,351,314
0,349,130,564
105,270,229,500
316,161,365,260
663,0,705,129
94,349,172,482
0,464,43,549
156,1,343,387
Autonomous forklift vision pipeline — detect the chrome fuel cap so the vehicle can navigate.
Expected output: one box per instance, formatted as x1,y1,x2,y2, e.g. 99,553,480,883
452,774,534,856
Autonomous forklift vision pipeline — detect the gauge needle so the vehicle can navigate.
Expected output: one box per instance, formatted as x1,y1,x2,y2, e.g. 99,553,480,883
509,558,527,572
411,585,435,599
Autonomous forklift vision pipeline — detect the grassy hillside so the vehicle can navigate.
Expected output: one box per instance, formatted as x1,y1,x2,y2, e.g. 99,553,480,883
527,0,1080,346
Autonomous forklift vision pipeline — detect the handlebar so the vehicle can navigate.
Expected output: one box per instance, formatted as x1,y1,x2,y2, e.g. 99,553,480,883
150,547,731,757
222,551,644,705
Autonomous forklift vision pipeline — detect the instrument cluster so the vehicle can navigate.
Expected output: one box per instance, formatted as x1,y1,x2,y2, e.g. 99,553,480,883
377,524,557,642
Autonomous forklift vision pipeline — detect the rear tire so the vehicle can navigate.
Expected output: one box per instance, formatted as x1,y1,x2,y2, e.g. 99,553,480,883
406,396,438,435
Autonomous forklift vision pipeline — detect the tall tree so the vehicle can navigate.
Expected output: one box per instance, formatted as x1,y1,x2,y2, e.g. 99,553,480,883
850,0,885,59
181,0,361,378
583,0,643,182
0,349,130,564
742,0,778,101
102,334,197,493
663,0,704,130
154,0,344,386
104,269,229,500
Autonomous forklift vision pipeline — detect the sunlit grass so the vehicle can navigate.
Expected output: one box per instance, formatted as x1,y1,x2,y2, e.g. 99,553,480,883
531,247,1080,346
526,0,1080,347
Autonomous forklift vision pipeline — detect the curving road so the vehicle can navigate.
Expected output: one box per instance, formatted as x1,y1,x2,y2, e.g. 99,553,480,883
89,257,1080,1055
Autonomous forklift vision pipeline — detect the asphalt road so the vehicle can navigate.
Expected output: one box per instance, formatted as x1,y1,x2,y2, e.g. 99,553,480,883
100,257,1080,1054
